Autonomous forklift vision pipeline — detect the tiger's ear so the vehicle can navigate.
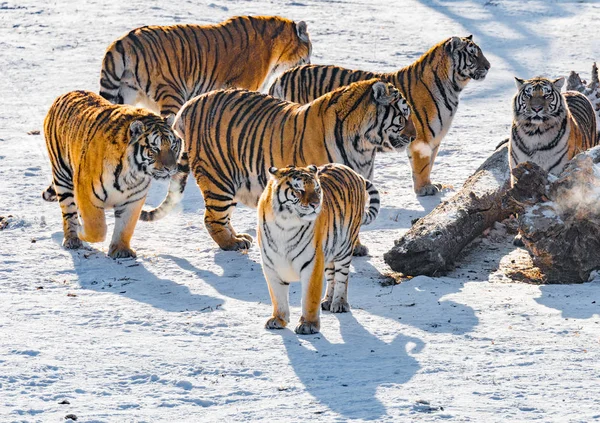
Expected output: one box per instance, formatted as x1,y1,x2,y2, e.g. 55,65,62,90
514,77,525,89
466,34,473,41
296,21,309,43
552,77,565,90
307,165,318,173
164,113,176,128
445,36,462,53
268,166,279,175
129,120,145,144
373,81,398,105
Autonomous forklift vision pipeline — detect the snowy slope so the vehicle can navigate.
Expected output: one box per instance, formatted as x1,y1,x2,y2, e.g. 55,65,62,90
1,0,600,421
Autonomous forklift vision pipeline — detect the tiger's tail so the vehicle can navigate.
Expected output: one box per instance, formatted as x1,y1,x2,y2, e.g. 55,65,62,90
362,179,380,226
42,184,58,202
140,152,190,222
99,40,127,104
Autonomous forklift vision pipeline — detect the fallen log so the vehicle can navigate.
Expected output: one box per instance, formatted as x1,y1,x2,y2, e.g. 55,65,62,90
508,146,600,283
384,142,512,276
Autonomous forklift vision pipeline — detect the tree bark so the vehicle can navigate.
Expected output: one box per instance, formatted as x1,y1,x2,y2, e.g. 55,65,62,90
384,142,512,276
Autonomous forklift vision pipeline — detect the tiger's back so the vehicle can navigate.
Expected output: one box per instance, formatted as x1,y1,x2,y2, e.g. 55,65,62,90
100,15,311,116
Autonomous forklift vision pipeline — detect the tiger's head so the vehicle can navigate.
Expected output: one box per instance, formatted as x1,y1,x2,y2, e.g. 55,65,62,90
365,81,415,152
446,35,490,82
512,76,566,124
128,114,182,180
268,165,322,222
272,19,312,71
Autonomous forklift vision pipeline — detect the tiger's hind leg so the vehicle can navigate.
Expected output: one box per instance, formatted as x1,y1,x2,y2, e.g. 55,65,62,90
54,183,82,250
108,198,145,259
329,258,352,313
320,262,335,311
264,268,291,330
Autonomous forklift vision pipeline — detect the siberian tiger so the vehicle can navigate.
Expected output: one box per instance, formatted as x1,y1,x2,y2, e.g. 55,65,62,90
42,90,182,258
509,76,598,185
99,15,311,116
269,35,490,196
258,164,380,334
141,79,413,254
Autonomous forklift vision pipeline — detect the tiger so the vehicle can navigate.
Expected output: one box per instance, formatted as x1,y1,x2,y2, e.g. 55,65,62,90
140,79,414,255
258,163,380,335
509,76,598,185
99,15,311,116
268,35,490,196
42,90,182,259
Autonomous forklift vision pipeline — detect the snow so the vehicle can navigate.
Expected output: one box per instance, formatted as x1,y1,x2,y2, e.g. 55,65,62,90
2,0,600,421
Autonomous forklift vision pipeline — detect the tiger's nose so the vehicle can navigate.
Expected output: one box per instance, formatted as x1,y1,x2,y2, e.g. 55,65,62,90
532,105,543,113
309,201,320,209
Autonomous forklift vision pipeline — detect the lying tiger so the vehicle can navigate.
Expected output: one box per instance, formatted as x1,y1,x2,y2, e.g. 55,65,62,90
100,15,311,116
509,76,598,184
141,79,414,255
43,91,182,258
258,164,380,334
269,35,490,196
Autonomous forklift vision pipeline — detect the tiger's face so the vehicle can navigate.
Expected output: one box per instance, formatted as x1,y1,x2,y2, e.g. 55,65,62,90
129,115,182,180
269,165,322,222
367,81,415,152
513,76,565,123
448,35,490,81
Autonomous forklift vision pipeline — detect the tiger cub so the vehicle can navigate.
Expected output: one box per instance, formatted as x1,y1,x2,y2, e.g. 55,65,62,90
140,79,413,254
258,164,380,335
43,91,182,258
269,36,490,196
100,16,311,116
509,76,598,185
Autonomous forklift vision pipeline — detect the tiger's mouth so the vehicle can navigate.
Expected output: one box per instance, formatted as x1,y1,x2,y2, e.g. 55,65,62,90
388,134,414,152
472,67,489,81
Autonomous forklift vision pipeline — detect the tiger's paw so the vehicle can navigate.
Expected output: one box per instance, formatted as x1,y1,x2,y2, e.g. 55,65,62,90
265,316,287,330
416,183,443,197
108,244,137,259
330,299,350,313
320,299,332,311
219,235,253,251
352,243,369,257
63,237,83,250
295,319,320,335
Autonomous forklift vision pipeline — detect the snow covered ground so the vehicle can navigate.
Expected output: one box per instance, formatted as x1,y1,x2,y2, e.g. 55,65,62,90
2,0,600,421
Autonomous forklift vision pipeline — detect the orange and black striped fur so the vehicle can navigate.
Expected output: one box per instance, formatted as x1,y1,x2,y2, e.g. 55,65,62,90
140,79,412,253
509,76,598,185
43,91,182,258
269,35,490,196
99,15,311,116
258,164,380,334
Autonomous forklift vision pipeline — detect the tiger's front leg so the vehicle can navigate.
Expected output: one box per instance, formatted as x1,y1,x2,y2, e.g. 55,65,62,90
408,139,442,196
202,191,253,251
76,197,108,245
264,268,291,330
296,251,325,335
108,198,145,259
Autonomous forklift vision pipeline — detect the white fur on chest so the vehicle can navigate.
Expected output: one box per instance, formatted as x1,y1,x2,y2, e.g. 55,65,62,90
260,217,316,282
511,124,571,174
